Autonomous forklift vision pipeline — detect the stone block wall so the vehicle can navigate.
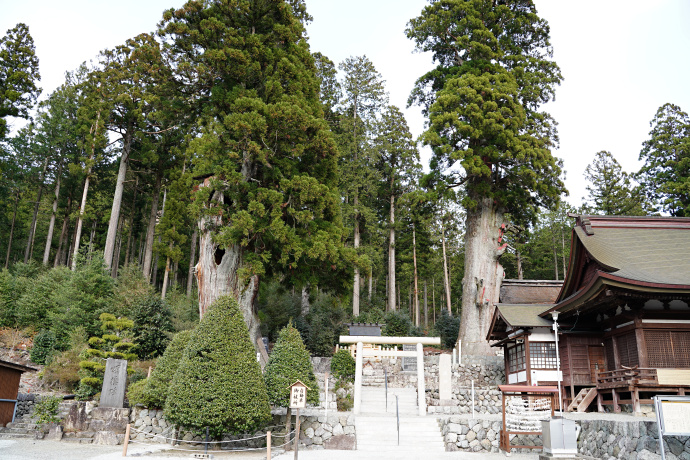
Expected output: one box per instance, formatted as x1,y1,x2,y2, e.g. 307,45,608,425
578,419,690,460
14,393,36,418
438,416,541,453
427,389,502,415
129,408,356,451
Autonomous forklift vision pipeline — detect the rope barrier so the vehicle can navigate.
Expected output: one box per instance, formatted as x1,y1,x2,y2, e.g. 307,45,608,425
128,426,295,445
127,436,294,452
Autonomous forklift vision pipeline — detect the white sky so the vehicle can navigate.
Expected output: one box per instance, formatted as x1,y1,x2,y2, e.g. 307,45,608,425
2,0,689,207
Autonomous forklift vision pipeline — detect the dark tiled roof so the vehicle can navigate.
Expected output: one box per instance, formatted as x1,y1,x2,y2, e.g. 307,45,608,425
496,304,553,328
0,359,36,373
575,223,690,286
500,279,563,304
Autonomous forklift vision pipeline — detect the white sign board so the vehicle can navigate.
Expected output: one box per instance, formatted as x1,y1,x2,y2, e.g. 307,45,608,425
657,397,690,436
290,384,307,409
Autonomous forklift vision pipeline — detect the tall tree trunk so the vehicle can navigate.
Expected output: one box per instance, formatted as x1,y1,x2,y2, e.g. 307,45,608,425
195,183,261,348
186,227,198,298
424,279,428,329
111,216,124,278
124,176,139,267
143,169,162,281
104,131,132,271
368,268,372,301
25,159,49,263
43,162,63,265
459,197,506,356
441,223,452,314
301,285,310,316
412,224,420,327
552,231,559,280
387,193,396,311
432,277,436,324
151,189,166,287
352,195,360,316
55,195,72,267
4,191,20,269
517,246,524,280
161,244,172,300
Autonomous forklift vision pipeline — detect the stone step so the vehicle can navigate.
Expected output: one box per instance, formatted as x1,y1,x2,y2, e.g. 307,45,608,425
61,437,94,444
0,432,34,439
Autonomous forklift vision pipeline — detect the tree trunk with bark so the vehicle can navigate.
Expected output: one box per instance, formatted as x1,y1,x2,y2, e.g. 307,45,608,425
143,169,162,282
4,192,19,269
186,227,197,298
412,224,420,327
352,197,360,316
25,160,49,263
441,223,452,314
43,163,62,265
387,194,396,311
195,184,261,348
104,132,131,271
301,285,310,316
423,279,428,329
459,197,506,356
161,243,172,300
54,195,71,267
72,171,92,270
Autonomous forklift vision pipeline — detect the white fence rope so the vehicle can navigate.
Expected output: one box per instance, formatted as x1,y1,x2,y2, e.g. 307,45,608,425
128,426,295,445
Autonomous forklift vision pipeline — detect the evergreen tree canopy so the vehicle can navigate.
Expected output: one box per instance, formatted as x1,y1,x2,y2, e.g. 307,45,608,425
145,329,193,408
406,0,565,222
637,103,690,217
0,23,41,139
584,150,648,216
158,0,344,286
165,296,270,436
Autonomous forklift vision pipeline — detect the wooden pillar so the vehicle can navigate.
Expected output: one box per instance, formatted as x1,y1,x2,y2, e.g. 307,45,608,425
612,389,621,413
524,336,531,386
632,388,641,415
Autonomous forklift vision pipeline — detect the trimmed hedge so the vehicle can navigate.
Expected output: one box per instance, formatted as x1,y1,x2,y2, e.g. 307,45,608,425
264,322,319,408
165,296,270,437
143,330,193,408
330,349,355,383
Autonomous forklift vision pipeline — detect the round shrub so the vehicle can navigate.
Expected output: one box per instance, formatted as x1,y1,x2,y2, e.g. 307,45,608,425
132,296,173,359
383,310,412,337
330,349,355,383
165,296,270,437
144,330,193,408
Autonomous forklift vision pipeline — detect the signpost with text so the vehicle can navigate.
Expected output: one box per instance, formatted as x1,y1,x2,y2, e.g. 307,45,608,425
289,380,309,460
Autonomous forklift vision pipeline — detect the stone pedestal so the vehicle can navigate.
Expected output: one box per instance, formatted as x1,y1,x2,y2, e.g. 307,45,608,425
439,354,452,404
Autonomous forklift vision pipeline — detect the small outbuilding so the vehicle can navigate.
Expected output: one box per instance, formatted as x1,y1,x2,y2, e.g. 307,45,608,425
0,359,36,426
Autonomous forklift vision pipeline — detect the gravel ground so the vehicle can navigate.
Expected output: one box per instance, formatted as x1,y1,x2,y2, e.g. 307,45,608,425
0,438,538,460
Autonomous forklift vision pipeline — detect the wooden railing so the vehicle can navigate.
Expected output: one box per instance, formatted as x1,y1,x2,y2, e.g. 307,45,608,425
596,366,658,389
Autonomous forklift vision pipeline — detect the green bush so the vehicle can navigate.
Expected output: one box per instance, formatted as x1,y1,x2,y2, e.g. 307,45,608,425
126,378,155,408
132,296,173,359
383,310,412,337
434,309,460,349
330,349,355,383
16,267,71,328
32,395,62,429
144,330,193,408
300,293,346,356
31,329,57,365
264,322,319,408
257,281,301,342
165,296,270,437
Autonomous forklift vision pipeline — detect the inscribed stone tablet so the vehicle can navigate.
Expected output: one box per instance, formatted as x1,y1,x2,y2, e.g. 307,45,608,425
99,358,128,408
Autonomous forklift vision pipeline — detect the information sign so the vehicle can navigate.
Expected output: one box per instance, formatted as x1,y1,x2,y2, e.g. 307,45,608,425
289,380,308,409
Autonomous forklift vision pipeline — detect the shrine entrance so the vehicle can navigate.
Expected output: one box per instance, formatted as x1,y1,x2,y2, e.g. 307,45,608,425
338,335,441,416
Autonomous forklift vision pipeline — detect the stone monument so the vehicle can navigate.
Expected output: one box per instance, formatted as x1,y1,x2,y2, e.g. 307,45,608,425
439,353,452,404
99,358,128,408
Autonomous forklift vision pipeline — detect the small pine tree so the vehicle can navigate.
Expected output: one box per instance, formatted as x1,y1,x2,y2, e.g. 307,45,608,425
30,329,56,365
132,296,174,359
165,296,270,437
264,322,318,443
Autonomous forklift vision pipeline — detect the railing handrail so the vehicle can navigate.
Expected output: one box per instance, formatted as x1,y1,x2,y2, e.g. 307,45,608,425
597,367,658,386
396,394,400,446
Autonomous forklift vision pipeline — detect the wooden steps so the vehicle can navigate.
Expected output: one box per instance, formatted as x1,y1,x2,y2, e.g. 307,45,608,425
567,387,597,412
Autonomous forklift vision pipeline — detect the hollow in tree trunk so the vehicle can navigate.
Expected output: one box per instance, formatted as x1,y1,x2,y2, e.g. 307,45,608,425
459,197,507,356
194,185,261,348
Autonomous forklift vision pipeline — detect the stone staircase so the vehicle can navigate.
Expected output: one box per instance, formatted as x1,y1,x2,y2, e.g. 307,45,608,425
0,414,38,439
355,386,445,453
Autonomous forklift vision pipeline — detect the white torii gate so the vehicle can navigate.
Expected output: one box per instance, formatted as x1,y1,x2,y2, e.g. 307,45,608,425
339,335,441,416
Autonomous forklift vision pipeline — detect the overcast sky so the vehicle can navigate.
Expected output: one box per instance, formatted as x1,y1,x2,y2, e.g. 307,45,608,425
2,0,689,207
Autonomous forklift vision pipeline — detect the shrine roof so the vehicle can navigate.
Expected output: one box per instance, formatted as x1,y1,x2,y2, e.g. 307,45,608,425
495,304,553,329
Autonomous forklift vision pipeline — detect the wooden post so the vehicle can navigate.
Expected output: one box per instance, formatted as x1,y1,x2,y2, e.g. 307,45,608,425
612,388,621,413
147,366,152,378
293,408,301,460
266,431,271,460
122,423,131,457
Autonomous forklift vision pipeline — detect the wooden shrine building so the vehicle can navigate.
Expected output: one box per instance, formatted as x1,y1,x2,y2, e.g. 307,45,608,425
488,215,690,414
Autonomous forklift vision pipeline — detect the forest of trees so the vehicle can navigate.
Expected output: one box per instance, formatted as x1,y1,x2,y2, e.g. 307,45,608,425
1,0,688,358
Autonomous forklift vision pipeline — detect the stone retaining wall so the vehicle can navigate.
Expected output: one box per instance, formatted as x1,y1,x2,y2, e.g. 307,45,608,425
14,393,36,418
427,389,502,415
577,419,690,460
438,416,541,453
130,407,356,450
